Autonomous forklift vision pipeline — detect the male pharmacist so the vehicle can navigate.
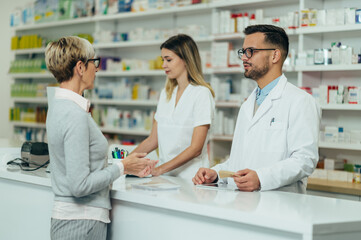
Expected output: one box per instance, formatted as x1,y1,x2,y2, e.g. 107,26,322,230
193,25,320,193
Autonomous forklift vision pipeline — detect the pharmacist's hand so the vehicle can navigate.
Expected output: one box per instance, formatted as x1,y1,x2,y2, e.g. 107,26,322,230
192,168,218,185
150,166,162,177
136,159,158,177
233,169,260,192
122,153,158,177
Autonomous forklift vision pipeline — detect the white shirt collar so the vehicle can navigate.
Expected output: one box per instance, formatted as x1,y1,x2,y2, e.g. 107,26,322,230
54,87,90,112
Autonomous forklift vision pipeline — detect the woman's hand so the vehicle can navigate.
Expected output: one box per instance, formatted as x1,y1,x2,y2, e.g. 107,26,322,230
150,167,163,177
122,153,158,177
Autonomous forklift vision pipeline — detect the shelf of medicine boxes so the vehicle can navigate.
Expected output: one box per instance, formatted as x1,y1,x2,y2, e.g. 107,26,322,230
11,0,298,32
318,141,361,151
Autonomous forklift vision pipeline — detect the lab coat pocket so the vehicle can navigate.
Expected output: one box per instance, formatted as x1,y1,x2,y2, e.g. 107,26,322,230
262,122,286,153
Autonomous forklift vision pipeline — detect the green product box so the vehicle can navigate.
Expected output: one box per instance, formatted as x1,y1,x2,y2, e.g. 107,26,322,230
58,0,74,20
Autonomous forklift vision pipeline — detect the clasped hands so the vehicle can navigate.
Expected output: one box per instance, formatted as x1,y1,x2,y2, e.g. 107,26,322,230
192,168,261,192
122,153,158,177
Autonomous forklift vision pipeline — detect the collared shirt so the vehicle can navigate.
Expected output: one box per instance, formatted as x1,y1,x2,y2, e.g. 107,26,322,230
52,87,124,223
55,87,90,112
255,76,281,106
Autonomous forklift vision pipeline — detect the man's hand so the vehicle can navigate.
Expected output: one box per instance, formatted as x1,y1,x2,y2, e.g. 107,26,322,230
192,168,218,185
233,169,260,192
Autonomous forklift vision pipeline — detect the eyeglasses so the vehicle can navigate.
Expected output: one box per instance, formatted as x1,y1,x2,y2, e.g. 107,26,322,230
86,58,101,68
237,48,276,59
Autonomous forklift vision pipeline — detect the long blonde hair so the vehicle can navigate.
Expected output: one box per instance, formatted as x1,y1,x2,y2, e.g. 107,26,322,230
160,34,215,100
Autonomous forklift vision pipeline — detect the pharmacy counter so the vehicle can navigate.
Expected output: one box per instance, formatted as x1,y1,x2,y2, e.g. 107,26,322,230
2,150,361,240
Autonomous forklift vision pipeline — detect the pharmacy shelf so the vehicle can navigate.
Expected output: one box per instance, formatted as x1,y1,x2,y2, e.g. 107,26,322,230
319,141,361,151
321,104,361,111
13,48,46,55
9,73,53,79
215,101,241,108
295,65,361,72
99,127,150,136
97,70,165,77
92,99,157,107
213,33,244,41
212,67,244,74
13,17,95,31
94,37,212,49
11,121,46,129
94,3,211,22
12,97,48,104
210,135,233,141
210,0,298,9
297,24,361,35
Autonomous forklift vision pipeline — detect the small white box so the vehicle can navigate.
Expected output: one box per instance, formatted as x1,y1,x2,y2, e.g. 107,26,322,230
324,158,344,170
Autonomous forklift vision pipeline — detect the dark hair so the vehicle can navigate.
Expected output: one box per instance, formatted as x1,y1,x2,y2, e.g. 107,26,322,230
244,24,289,61
160,34,215,100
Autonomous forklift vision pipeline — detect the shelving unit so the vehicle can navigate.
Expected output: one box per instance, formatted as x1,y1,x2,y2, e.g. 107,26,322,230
9,0,361,167
318,142,361,151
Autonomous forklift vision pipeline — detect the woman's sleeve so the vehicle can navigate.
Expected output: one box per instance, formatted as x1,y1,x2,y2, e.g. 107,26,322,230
62,112,120,198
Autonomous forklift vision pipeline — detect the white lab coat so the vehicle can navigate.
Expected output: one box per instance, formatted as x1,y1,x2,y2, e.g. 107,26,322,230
155,84,215,179
213,74,320,193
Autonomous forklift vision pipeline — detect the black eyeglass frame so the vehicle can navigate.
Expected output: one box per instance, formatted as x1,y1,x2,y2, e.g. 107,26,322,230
86,58,101,68
237,48,276,59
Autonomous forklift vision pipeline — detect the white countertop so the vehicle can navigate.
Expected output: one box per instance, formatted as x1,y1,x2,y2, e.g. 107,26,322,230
1,149,361,236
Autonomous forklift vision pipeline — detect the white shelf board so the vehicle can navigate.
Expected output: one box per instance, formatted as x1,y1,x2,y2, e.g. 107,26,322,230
13,17,94,31
92,99,157,106
97,70,165,77
210,0,291,8
215,101,241,108
295,65,361,72
321,104,361,111
210,135,233,141
13,48,46,55
99,127,150,136
94,40,164,49
213,33,244,41
94,3,211,22
13,97,48,104
212,67,244,74
319,141,361,151
9,72,54,79
297,24,361,35
11,121,46,128
94,37,212,49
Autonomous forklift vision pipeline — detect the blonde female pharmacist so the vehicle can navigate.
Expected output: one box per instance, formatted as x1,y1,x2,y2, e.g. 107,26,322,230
45,36,157,240
132,34,215,179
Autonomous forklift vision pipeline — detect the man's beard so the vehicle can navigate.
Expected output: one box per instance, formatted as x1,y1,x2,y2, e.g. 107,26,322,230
244,61,269,80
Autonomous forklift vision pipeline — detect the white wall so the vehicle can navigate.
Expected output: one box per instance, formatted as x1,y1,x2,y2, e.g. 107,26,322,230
0,0,29,139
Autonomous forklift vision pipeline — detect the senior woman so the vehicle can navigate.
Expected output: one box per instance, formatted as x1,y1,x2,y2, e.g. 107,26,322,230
45,36,157,240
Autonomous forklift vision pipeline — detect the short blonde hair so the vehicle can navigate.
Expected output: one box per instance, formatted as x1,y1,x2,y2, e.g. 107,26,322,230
160,34,215,100
45,36,95,83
